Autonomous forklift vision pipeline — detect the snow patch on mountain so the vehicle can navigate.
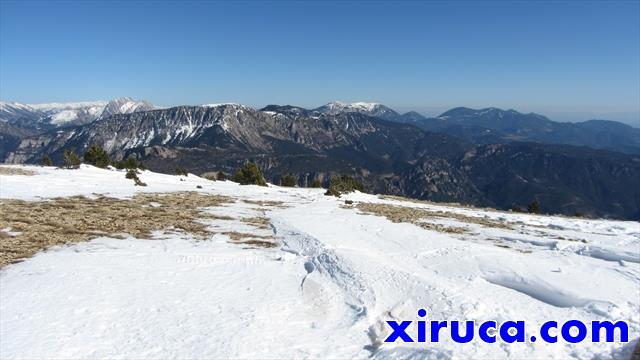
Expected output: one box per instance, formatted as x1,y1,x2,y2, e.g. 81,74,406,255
99,97,156,119
315,101,400,120
201,103,244,108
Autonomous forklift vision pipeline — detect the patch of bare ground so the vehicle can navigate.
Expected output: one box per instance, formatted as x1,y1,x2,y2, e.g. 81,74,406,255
222,231,277,248
242,199,287,208
0,167,36,176
379,195,473,209
0,192,230,267
241,216,271,229
355,202,512,234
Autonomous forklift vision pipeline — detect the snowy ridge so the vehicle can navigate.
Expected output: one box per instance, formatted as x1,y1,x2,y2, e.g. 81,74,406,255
314,101,400,121
28,101,108,111
0,98,155,127
0,165,638,359
0,101,36,113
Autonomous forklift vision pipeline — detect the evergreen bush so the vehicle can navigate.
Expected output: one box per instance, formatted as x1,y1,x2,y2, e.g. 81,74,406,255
527,199,541,214
233,162,267,186
40,154,52,166
63,149,81,169
324,175,364,197
83,144,110,168
126,169,147,186
280,175,297,187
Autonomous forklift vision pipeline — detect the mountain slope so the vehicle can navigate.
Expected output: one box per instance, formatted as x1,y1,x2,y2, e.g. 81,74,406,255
5,104,639,220
0,102,46,129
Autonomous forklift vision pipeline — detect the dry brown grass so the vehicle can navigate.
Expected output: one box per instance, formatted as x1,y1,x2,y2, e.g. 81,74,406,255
355,202,512,234
379,194,469,209
0,167,36,176
241,216,271,229
222,231,277,248
242,199,286,208
238,240,278,248
0,192,230,267
222,231,272,241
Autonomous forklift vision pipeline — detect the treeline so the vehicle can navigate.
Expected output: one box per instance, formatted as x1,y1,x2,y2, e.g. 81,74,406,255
231,162,364,196
46,145,366,196
42,145,145,171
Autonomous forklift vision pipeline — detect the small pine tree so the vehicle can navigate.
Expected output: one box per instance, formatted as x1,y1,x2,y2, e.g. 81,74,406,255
527,199,541,214
202,173,217,181
126,169,147,186
233,162,267,186
40,154,52,166
115,155,145,170
310,179,322,188
175,167,188,176
83,144,110,168
324,175,364,197
216,171,227,181
280,175,297,187
63,149,81,169
114,156,145,170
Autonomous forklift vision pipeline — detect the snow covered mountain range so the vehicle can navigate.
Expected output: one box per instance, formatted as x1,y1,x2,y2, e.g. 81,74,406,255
0,97,156,129
1,100,639,220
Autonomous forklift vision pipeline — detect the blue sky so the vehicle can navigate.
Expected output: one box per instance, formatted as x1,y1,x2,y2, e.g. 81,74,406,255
1,1,638,123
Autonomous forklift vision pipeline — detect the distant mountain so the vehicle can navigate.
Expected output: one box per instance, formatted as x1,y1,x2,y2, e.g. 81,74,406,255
0,102,46,130
98,97,156,119
315,101,399,121
0,122,42,161
30,101,109,127
5,103,639,220
397,111,428,123
397,107,640,154
0,97,156,130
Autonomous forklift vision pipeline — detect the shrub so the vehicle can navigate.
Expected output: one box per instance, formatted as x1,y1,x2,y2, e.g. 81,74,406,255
310,179,322,188
280,175,297,187
83,144,110,168
126,169,147,186
175,167,188,176
40,154,52,166
324,175,364,197
62,149,81,169
527,199,541,214
233,162,266,186
114,156,145,170
216,171,227,181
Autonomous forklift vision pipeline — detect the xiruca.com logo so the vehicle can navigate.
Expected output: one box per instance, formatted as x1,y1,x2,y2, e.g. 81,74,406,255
385,309,630,344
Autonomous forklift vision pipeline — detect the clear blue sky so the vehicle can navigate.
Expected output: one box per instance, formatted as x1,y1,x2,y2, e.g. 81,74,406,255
1,1,638,123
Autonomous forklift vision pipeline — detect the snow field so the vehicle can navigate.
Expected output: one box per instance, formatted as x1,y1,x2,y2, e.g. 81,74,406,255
0,165,638,358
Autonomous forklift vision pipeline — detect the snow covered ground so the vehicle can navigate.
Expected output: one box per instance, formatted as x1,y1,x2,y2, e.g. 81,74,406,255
1,165,638,359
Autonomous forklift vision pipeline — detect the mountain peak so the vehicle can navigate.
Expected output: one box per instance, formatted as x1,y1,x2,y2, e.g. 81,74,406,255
315,101,399,121
100,97,156,119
